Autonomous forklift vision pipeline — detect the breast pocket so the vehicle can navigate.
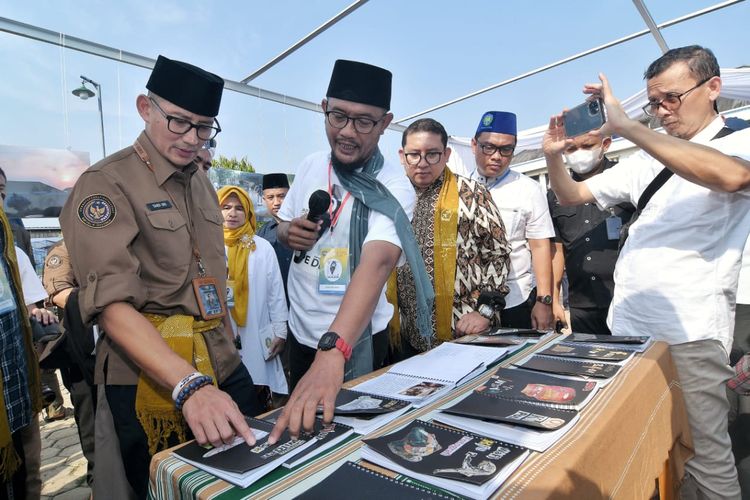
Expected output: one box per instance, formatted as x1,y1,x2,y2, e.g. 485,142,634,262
498,207,522,240
552,206,580,243
200,207,224,226
199,206,226,255
145,209,191,267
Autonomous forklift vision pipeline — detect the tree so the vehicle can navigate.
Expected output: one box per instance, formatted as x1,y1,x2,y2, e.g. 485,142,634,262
213,155,255,172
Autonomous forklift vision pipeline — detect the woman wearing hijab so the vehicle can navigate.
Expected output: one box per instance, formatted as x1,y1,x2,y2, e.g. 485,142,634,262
217,186,289,408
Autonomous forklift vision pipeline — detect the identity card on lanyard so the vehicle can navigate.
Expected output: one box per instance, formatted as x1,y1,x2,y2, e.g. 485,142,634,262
605,208,623,241
133,140,226,320
319,163,351,295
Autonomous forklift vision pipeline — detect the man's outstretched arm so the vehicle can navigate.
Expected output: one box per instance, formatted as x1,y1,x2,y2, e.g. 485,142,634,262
268,240,401,443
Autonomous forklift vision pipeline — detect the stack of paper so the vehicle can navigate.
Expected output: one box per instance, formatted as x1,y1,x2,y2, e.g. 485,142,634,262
172,417,319,488
354,343,507,408
436,390,580,452
361,420,529,500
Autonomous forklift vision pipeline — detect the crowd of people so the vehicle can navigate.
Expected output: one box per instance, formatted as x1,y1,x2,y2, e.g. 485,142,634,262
0,44,749,499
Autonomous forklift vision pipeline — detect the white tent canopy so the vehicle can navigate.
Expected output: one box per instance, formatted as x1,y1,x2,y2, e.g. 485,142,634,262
0,1,747,171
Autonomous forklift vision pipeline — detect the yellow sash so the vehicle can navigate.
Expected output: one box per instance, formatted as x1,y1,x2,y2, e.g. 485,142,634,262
433,169,459,341
388,169,459,346
136,314,219,455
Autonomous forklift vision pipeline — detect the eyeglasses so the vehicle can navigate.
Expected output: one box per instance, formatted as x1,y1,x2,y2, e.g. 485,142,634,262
477,142,515,157
149,97,221,140
641,77,712,117
325,110,385,134
403,151,445,166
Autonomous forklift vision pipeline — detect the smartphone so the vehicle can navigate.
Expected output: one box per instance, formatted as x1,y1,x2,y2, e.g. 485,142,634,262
563,98,606,137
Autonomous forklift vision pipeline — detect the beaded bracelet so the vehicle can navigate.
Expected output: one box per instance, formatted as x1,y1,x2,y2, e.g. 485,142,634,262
171,372,204,402
174,375,213,411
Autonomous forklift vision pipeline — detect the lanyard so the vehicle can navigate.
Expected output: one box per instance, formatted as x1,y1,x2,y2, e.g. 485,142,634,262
133,140,207,277
327,161,351,233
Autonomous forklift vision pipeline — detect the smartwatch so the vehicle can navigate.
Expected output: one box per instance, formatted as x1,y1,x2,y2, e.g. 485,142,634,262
318,331,352,361
477,303,495,320
536,295,553,305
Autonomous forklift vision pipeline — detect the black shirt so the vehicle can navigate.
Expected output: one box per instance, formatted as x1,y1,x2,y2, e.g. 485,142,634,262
547,159,635,309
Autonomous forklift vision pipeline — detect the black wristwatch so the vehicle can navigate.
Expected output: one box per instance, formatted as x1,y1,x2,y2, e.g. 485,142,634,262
317,331,352,361
536,295,553,305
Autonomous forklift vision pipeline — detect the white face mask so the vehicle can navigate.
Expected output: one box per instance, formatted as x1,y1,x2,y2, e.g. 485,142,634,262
564,147,602,174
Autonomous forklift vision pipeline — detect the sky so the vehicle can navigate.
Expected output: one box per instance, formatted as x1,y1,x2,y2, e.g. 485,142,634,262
1,0,749,174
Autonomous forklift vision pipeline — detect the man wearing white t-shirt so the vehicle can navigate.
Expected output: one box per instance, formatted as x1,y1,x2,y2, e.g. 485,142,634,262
468,111,555,330
545,45,750,499
269,60,424,444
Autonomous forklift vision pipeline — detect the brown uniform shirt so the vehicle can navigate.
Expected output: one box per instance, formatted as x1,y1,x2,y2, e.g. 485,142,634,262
59,131,239,385
42,240,76,300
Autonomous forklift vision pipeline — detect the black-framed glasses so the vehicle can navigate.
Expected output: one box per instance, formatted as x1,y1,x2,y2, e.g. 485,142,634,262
325,110,385,134
478,142,515,157
403,151,445,166
149,97,221,140
641,77,712,117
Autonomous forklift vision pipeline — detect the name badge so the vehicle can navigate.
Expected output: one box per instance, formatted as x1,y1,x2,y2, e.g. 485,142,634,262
606,215,622,240
318,247,349,295
146,200,173,211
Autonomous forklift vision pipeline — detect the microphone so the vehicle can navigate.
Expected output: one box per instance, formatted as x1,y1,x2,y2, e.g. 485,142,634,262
293,190,331,264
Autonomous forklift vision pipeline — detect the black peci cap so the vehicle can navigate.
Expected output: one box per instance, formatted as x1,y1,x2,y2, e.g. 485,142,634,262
326,59,392,110
146,55,224,117
262,173,290,190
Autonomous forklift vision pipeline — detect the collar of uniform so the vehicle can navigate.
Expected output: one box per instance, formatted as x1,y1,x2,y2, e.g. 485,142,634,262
475,172,495,185
136,131,198,186
471,167,513,186
690,115,725,146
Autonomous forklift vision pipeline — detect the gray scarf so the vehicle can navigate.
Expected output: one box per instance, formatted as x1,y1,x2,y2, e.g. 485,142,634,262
332,148,435,380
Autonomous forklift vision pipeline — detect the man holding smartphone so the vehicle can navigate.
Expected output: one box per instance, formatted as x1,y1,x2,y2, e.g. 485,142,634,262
468,111,555,330
544,45,750,498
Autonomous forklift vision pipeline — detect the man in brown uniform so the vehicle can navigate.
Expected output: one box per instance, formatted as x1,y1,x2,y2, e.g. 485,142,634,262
42,240,97,490
60,55,259,498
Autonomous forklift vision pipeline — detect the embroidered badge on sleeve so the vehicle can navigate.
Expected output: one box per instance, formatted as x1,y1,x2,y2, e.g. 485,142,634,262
78,194,117,228
46,255,62,269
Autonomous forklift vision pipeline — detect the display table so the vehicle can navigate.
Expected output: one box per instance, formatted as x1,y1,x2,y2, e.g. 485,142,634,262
149,341,693,499
491,340,692,499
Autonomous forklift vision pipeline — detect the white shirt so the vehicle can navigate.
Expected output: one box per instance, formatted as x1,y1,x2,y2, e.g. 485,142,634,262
737,239,750,305
469,168,555,308
227,237,289,394
15,246,46,306
585,117,750,352
278,151,416,349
